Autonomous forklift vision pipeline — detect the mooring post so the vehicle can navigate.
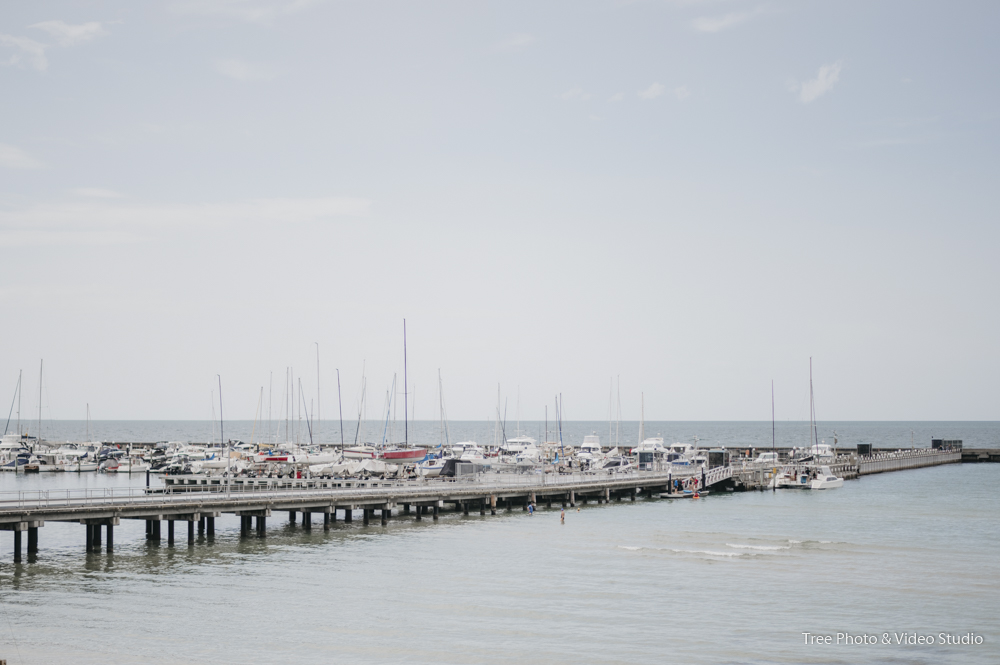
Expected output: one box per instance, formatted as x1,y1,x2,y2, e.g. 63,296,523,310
167,520,175,546
432,505,439,521
13,530,22,562
106,523,113,552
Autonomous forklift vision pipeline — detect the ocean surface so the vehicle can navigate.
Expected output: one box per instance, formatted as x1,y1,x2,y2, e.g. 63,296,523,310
1,422,997,664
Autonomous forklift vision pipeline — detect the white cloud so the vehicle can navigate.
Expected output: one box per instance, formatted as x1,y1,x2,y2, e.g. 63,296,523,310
0,144,44,169
797,61,842,103
608,92,624,103
673,85,691,100
170,0,323,24
29,21,108,47
559,87,591,101
214,58,278,81
496,33,535,52
71,187,124,199
0,34,48,71
0,197,371,247
638,82,665,100
692,9,761,33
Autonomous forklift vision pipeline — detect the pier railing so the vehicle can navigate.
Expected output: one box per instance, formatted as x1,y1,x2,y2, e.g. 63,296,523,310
0,468,711,513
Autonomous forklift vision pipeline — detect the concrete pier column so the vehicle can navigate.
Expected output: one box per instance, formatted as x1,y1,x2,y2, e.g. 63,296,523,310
27,526,38,554
289,511,297,524
95,523,102,549
415,505,422,521
404,503,410,515
570,491,576,507
145,520,152,540
303,512,312,530
152,520,161,541
256,516,266,537
381,509,388,526
239,516,248,538
480,500,485,515
432,505,439,521
85,524,93,552
630,489,636,502
13,530,22,562
462,502,469,515
562,495,567,508
168,520,175,546
530,492,536,507
605,488,610,503
323,512,330,530
188,520,195,543
546,497,552,509
362,509,370,526
207,517,215,538
344,508,352,523
522,500,528,511
198,517,205,535
106,524,113,552
490,494,497,515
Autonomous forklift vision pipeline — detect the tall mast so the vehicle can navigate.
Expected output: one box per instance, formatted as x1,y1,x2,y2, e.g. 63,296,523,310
37,359,43,446
616,376,621,447
639,392,645,444
268,371,272,445
809,357,816,448
336,368,344,447
86,403,90,442
439,370,444,448
609,378,613,445
403,319,408,446
17,369,21,436
315,342,321,446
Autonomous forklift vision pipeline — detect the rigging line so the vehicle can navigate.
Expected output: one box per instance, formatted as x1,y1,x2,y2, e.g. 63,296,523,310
4,373,20,436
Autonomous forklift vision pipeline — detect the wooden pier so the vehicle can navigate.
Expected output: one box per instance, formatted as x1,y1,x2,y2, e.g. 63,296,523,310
0,468,730,561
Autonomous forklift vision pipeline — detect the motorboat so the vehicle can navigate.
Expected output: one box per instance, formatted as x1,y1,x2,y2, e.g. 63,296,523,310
578,435,602,461
810,466,844,490
501,436,537,454
450,442,486,461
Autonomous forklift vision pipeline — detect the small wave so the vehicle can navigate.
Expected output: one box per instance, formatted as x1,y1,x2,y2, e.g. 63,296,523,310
726,543,789,551
666,548,759,557
788,539,802,544
618,546,642,551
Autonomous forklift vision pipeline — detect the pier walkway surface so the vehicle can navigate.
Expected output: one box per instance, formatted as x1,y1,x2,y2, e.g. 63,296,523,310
0,467,732,561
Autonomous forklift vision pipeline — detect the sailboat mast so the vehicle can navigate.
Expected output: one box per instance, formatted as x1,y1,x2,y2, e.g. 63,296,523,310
37,359,43,446
86,403,90,442
17,369,22,436
403,319,408,446
616,375,621,447
639,392,645,444
809,357,816,448
337,368,344,447
315,342,321,446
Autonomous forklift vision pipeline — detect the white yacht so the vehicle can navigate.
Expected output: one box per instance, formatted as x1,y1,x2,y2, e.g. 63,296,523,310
810,466,844,490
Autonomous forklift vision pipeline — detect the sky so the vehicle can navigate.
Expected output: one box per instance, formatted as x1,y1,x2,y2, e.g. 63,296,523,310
1,0,998,422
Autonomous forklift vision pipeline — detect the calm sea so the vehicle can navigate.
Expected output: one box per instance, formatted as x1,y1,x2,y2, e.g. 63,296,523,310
1,422,997,664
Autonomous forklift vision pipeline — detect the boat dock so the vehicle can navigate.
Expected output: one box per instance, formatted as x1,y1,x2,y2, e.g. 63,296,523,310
0,445,974,562
0,467,732,561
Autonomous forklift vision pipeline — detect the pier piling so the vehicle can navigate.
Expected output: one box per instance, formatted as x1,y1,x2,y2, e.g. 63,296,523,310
198,517,205,535
152,520,161,542
289,511,296,524
381,509,388,526
13,530,21,562
256,516,266,537
168,520,174,546
189,519,196,543
323,512,330,530
106,524,113,552
344,508,352,523
490,494,497,515
207,517,215,538
239,516,249,538
303,512,312,530
480,500,485,515
432,505,439,521
363,509,370,526
27,527,37,554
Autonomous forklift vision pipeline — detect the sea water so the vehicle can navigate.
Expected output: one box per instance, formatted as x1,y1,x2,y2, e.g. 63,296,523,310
0,422,997,664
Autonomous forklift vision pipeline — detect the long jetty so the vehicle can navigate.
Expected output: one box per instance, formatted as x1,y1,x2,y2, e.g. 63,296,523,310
0,446,971,563
0,466,732,562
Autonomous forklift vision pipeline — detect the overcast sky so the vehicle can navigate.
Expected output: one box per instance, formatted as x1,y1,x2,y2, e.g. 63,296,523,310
1,0,998,422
